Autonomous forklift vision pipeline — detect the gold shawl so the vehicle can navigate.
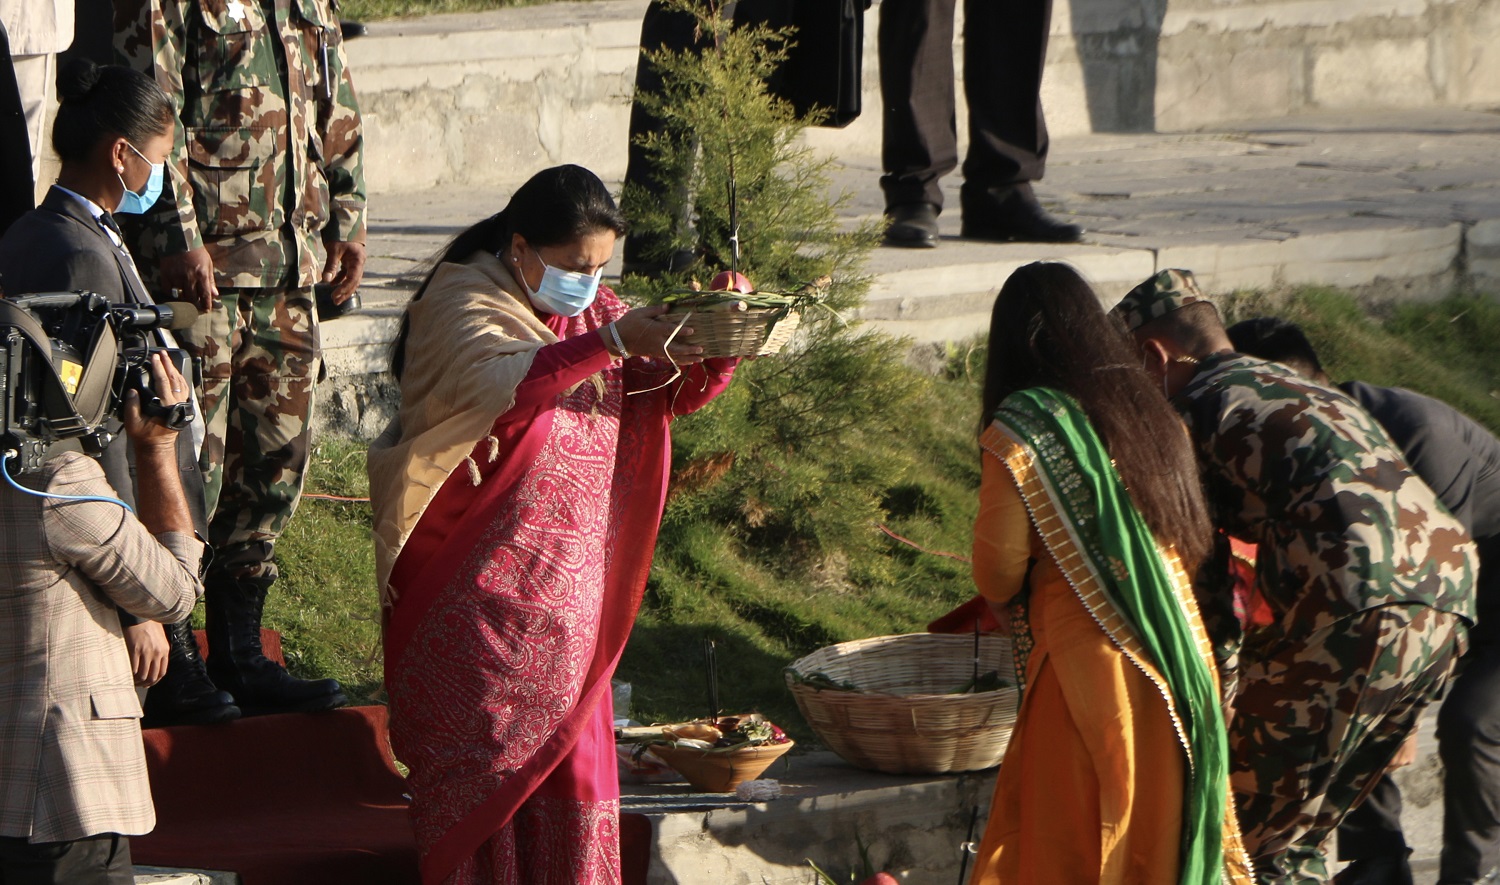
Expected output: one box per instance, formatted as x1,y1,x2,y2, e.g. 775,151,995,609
366,251,554,603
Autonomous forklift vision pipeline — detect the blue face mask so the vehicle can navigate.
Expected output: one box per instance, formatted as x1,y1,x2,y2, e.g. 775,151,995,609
518,254,602,317
115,141,164,215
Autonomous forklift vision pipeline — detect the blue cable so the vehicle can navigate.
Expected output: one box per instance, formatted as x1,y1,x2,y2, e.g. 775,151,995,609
2,449,134,513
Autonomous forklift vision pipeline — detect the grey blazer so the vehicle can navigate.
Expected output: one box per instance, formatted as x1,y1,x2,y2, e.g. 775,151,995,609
0,452,202,842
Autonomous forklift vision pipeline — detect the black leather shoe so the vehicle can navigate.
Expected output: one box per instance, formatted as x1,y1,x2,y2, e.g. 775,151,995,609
1334,852,1414,885
205,575,349,716
340,20,368,39
960,183,1082,244
143,620,241,727
883,202,940,248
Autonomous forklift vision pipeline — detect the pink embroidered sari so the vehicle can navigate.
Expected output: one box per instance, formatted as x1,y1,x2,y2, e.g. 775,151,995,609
382,287,734,885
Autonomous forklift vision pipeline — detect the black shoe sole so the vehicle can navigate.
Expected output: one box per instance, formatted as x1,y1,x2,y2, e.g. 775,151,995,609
882,232,939,249
236,691,351,718
143,704,243,729
959,225,1083,244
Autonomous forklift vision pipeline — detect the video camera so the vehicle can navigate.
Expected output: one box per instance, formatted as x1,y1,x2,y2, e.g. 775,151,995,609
1,291,197,476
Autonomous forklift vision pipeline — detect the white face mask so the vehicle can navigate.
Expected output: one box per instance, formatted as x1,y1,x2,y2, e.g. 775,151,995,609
115,141,164,215
508,249,602,317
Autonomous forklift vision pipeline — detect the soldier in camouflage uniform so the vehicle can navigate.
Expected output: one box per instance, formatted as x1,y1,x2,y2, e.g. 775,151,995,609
114,0,365,716
1111,269,1477,884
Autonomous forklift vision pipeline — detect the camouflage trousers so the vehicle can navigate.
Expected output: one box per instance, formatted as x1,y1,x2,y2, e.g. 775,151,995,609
1231,604,1464,884
179,285,320,582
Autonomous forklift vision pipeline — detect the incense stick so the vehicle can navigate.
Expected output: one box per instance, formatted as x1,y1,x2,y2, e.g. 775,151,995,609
957,805,979,885
972,620,981,690
704,638,720,723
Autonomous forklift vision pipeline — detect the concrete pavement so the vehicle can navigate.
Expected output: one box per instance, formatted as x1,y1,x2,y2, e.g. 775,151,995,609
322,106,1500,441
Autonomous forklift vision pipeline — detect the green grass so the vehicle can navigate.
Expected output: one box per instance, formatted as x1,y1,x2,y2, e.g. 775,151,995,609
263,439,385,705
339,0,550,23
265,287,1500,742
1220,288,1500,432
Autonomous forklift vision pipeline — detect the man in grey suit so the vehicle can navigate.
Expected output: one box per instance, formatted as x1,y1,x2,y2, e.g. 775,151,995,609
0,351,202,884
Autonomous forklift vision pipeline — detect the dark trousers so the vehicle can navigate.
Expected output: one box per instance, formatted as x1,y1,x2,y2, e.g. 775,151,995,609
877,0,1052,212
622,1,702,266
0,834,133,885
622,0,779,266
1441,644,1500,882
1338,773,1409,860
1338,643,1500,884
622,2,695,176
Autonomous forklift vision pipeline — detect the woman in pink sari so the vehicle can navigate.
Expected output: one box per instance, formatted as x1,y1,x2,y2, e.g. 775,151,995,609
368,165,736,885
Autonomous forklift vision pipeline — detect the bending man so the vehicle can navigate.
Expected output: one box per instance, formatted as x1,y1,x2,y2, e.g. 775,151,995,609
1112,270,1475,882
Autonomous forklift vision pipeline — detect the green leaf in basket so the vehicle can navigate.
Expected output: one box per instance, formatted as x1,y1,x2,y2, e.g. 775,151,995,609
786,668,859,692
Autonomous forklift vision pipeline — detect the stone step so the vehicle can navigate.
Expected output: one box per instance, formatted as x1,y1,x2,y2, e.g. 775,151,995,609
134,867,238,885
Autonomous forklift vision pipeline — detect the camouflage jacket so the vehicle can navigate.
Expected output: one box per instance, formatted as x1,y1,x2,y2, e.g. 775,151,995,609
114,0,366,290
1176,352,1476,642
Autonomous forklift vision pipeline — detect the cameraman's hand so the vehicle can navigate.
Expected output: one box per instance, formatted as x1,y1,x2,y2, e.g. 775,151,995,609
160,247,219,312
124,352,189,449
124,621,170,687
608,304,705,365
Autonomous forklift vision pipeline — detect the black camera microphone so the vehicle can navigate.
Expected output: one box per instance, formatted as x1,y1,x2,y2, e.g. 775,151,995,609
111,301,201,331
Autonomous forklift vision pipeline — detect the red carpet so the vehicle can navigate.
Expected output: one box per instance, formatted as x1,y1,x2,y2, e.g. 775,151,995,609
137,632,650,883
136,705,420,885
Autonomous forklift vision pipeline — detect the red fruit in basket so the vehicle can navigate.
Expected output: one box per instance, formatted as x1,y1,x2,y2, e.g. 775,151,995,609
858,874,899,885
709,270,753,293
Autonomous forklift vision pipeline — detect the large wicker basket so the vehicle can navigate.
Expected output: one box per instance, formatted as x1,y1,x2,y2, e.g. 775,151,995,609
785,633,1019,775
660,297,802,358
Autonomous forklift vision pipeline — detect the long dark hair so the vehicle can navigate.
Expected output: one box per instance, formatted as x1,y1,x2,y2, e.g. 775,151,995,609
52,58,173,162
980,262,1213,567
389,164,628,378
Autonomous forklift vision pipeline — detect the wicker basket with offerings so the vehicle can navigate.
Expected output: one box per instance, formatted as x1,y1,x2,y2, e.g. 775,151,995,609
659,271,828,359
617,714,794,793
785,632,1020,775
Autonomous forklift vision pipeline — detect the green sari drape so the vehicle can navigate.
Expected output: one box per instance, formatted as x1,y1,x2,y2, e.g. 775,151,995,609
994,387,1230,885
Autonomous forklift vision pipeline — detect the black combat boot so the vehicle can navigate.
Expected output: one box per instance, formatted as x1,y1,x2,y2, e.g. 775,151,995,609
204,574,348,716
142,619,242,727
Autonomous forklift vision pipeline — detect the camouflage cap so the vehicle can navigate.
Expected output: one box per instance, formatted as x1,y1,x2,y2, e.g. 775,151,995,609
1110,268,1209,331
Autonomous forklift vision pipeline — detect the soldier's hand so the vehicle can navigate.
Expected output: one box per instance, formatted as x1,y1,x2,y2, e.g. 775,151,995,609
322,240,366,305
124,621,170,687
124,352,190,449
160,248,219,311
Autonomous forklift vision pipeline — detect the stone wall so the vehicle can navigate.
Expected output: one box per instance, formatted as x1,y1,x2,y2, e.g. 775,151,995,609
347,1,643,196
1152,0,1500,131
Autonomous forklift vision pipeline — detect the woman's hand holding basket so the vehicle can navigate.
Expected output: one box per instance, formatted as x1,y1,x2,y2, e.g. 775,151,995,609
604,304,707,365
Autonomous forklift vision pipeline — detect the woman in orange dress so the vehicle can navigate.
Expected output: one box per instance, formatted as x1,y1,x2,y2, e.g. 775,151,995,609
966,263,1251,884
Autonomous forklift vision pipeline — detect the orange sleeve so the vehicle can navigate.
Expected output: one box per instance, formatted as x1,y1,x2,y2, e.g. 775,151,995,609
973,451,1036,606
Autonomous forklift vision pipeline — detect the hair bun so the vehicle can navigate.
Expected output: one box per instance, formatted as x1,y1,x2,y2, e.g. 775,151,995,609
56,57,102,104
